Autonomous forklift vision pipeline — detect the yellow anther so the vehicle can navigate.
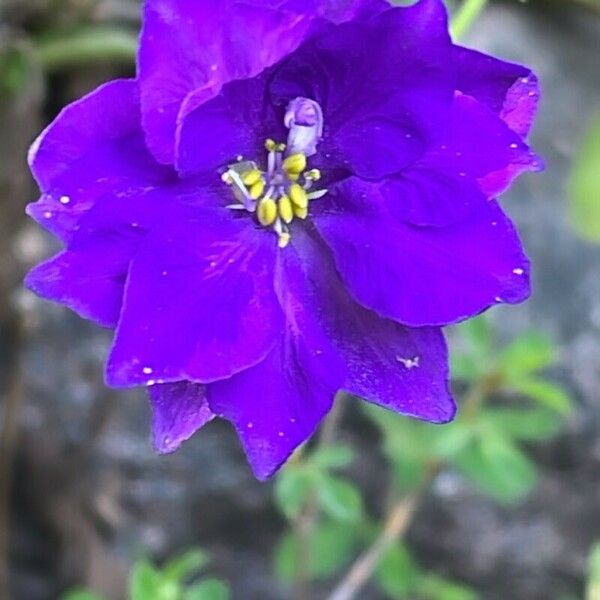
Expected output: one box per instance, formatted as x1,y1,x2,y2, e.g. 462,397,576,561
293,205,308,220
276,143,287,152
242,169,262,187
249,180,265,200
305,168,322,181
257,197,278,226
265,139,277,152
278,232,291,249
283,153,307,175
279,195,294,224
289,183,308,209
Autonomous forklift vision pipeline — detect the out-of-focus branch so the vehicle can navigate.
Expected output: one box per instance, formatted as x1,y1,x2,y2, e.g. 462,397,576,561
326,464,439,600
293,397,345,600
34,26,137,73
0,316,24,600
327,376,497,600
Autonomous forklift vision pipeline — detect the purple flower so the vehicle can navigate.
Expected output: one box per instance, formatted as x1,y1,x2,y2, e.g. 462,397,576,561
25,0,542,479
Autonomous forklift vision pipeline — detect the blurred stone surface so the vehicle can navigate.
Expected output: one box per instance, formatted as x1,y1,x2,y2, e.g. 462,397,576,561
3,1,600,599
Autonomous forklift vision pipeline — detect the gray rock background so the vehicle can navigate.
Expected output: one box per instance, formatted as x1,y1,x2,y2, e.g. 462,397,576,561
0,1,599,598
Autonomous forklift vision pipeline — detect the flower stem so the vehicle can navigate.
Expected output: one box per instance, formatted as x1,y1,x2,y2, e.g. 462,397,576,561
34,26,138,73
326,376,496,600
292,398,345,600
0,317,24,600
450,0,489,40
326,464,439,600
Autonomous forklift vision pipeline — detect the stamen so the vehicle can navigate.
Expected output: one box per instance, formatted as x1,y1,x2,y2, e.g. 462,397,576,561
283,153,307,175
278,232,291,249
223,118,326,249
249,180,265,200
242,169,262,186
257,197,278,226
278,195,294,224
289,183,308,209
307,189,329,201
293,205,308,220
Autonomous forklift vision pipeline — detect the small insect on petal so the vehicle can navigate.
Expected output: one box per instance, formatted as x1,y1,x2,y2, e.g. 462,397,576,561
279,195,294,224
289,183,308,209
242,169,263,186
257,197,278,226
283,153,307,175
250,180,265,200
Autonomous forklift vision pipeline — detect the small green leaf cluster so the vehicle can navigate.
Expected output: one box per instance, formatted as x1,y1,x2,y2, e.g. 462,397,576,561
63,549,229,600
370,315,572,505
274,315,573,598
569,112,600,244
274,443,364,581
376,543,476,600
0,45,32,98
587,543,600,600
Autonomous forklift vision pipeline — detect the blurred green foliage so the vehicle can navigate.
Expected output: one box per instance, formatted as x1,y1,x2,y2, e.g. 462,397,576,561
34,26,138,73
0,45,33,98
569,112,600,244
62,549,230,600
274,315,573,598
588,543,600,600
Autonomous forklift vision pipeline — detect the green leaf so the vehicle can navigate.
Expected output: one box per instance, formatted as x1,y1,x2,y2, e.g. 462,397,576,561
317,476,363,522
274,522,359,583
62,590,106,600
569,113,600,243
129,559,163,600
510,378,573,415
453,435,537,503
362,404,430,490
587,543,600,600
450,354,483,382
450,316,493,381
498,332,554,376
375,544,422,598
275,467,313,519
458,315,492,353
419,574,478,600
430,423,474,459
184,579,230,600
163,549,210,583
482,408,563,441
0,47,32,97
310,444,355,470
34,26,138,73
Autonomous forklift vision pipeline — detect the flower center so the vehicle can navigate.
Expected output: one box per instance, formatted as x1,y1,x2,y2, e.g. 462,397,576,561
221,98,326,249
